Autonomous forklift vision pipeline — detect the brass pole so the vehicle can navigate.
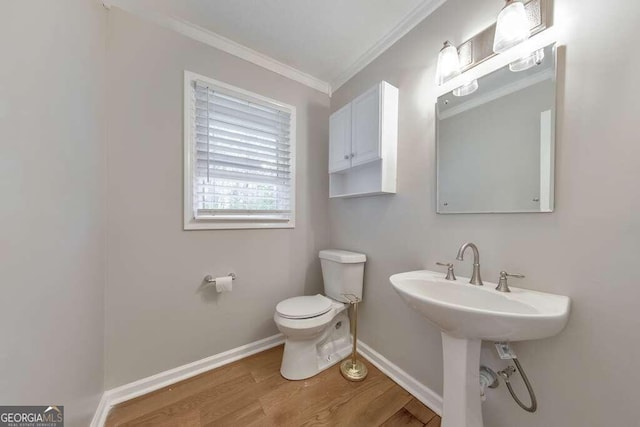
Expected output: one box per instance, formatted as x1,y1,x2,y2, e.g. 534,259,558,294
351,300,358,365
340,295,368,381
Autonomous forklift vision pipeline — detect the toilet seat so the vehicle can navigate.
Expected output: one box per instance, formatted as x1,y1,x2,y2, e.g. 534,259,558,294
276,294,332,319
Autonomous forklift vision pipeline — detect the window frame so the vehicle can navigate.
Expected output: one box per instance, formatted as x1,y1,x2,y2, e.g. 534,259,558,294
183,70,296,230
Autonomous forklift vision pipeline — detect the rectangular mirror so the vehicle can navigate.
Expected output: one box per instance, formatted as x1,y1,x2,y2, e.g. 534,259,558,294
436,43,557,214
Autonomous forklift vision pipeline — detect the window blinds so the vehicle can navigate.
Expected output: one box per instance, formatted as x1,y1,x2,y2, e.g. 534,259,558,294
191,80,293,221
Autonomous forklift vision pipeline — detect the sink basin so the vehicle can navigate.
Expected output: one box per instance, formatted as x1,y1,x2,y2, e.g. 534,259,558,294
390,270,570,341
390,270,570,427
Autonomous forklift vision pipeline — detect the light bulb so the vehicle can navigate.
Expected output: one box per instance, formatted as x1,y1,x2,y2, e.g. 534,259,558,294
453,79,479,97
509,48,545,72
435,41,461,85
493,0,530,53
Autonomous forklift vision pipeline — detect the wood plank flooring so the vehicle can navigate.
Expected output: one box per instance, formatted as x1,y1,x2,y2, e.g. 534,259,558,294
106,345,441,427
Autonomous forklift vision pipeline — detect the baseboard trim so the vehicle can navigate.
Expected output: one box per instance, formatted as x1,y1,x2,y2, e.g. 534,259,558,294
89,393,110,427
357,340,443,416
90,334,442,425
90,333,285,427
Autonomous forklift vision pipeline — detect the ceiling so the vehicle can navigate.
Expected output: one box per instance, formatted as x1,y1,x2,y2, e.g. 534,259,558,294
106,0,445,92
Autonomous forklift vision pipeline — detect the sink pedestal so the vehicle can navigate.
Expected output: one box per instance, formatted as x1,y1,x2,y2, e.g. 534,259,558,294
441,333,483,427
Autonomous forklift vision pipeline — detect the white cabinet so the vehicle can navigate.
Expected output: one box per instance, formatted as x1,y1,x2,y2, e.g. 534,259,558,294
328,81,398,198
351,85,381,167
329,103,352,173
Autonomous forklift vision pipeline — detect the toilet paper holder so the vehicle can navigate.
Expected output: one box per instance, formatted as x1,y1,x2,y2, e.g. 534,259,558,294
204,273,237,284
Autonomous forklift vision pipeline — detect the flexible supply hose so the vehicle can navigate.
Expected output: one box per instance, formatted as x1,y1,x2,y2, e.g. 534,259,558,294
501,358,537,412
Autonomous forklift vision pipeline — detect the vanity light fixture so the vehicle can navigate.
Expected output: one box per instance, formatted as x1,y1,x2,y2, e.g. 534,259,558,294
452,79,478,97
493,0,530,54
437,0,549,86
436,41,479,97
435,41,461,85
509,48,545,72
494,0,547,72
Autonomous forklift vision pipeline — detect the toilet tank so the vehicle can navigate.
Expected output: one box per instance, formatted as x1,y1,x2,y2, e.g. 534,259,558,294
319,249,366,303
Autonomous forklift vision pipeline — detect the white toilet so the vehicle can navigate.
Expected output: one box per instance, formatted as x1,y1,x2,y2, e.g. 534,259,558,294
274,249,366,380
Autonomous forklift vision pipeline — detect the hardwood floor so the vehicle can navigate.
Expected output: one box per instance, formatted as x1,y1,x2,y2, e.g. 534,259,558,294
106,345,441,427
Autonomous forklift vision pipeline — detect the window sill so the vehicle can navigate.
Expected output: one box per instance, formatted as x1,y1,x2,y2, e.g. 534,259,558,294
184,217,295,230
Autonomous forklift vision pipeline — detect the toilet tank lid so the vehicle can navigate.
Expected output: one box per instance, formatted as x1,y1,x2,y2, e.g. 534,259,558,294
319,249,366,263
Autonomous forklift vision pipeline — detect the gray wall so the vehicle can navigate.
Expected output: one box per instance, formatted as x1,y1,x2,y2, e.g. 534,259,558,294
0,1,107,425
105,8,330,388
329,0,640,426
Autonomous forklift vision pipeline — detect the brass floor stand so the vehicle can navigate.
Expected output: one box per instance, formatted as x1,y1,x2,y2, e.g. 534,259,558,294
340,294,368,382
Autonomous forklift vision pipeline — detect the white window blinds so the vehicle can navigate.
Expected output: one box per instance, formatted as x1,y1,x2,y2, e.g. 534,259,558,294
185,73,295,228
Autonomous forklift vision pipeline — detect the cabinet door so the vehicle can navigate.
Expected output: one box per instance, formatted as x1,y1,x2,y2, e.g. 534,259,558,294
351,84,381,167
329,103,352,173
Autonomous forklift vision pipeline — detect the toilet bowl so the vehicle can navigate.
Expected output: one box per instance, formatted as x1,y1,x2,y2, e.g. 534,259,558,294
274,249,366,380
274,296,351,380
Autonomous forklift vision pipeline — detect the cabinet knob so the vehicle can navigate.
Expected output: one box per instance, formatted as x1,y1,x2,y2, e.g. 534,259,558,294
344,155,350,160
350,153,355,158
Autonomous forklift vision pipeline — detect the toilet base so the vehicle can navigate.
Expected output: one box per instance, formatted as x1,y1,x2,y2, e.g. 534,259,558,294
280,312,351,380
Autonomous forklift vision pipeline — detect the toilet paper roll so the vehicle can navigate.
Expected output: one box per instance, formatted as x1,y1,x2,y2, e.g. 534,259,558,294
215,275,233,293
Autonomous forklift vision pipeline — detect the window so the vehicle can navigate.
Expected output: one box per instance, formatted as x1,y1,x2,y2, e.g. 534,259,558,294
184,71,296,230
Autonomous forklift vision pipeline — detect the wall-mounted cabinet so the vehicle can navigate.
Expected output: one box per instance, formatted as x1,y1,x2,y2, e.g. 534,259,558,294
329,81,399,198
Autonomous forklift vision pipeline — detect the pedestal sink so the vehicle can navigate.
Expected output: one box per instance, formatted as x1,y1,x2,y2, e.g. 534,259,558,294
390,270,570,427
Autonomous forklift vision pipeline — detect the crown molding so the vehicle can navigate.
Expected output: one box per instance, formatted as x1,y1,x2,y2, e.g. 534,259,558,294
330,0,448,91
101,0,331,95
102,0,450,96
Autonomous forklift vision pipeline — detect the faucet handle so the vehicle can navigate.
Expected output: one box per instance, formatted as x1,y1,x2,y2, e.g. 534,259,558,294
496,271,525,292
436,262,456,281
436,262,453,267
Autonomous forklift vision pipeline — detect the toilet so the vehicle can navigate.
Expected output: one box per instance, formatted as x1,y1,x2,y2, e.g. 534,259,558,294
274,249,366,380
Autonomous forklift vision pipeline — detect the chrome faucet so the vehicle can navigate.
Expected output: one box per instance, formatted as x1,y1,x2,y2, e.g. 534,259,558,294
496,271,525,292
456,242,483,286
436,262,457,281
